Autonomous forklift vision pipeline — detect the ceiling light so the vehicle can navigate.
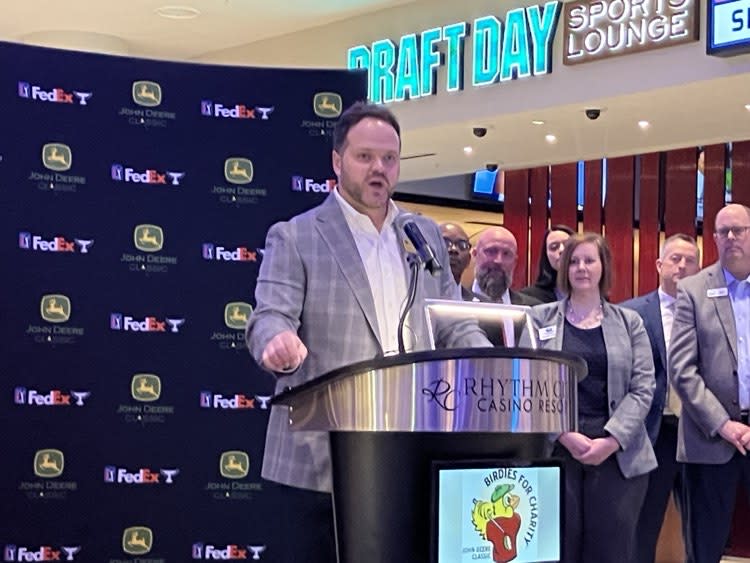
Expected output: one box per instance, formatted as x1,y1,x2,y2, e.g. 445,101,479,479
463,146,473,155
531,120,545,126
545,134,557,144
638,120,650,129
745,104,750,111
155,5,200,19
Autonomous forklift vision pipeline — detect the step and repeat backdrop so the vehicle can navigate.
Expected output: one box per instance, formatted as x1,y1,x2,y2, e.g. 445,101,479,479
0,41,365,561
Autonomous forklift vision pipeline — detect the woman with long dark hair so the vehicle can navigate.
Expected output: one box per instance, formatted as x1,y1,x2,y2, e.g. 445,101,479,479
521,224,574,303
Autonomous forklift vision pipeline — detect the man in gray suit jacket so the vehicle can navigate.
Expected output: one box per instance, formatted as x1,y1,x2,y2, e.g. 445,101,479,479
670,204,750,563
246,102,489,562
621,233,700,563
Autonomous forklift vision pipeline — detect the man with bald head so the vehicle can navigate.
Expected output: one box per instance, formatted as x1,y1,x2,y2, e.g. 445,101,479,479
669,203,750,562
439,222,473,300
470,226,540,307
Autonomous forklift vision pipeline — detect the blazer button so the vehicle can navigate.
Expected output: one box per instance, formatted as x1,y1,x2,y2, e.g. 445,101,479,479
733,400,739,406
734,370,739,377
610,400,616,409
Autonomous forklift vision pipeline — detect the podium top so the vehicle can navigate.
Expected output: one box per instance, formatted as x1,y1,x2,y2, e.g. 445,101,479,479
274,348,587,433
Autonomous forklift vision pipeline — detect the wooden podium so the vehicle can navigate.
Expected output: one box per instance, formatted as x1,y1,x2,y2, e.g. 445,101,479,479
274,348,586,562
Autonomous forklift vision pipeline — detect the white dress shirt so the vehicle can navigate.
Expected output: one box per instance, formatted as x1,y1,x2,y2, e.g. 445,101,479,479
334,189,408,354
658,287,681,416
724,269,750,410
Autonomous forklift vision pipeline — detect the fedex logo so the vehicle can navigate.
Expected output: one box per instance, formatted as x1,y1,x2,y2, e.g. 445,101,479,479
202,244,257,262
14,387,90,407
111,164,184,186
192,544,266,560
200,392,255,410
3,544,81,561
110,313,185,333
291,176,336,193
18,232,93,254
201,101,274,120
18,81,92,106
103,466,179,484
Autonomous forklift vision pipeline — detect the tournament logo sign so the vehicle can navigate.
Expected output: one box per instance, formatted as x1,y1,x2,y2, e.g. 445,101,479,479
313,92,342,118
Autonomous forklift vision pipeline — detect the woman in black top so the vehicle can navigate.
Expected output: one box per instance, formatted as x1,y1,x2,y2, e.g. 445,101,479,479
521,224,574,303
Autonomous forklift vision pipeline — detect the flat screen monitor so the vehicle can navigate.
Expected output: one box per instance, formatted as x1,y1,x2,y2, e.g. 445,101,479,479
432,458,563,563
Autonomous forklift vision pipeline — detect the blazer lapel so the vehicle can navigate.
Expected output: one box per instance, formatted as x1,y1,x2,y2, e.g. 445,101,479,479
645,292,666,370
706,263,738,363
315,195,382,347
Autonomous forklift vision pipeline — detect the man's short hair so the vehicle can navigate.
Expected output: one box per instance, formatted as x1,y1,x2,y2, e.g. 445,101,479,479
557,232,613,297
332,101,401,153
660,233,700,261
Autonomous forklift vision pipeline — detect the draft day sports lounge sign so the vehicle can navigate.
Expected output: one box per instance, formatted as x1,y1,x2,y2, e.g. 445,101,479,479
563,0,699,65
347,1,561,104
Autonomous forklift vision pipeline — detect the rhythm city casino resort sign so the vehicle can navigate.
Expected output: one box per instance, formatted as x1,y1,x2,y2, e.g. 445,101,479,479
348,0,698,103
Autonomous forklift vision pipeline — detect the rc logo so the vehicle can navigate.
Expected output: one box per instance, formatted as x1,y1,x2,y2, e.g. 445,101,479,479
33,449,64,478
131,374,161,402
224,302,253,330
133,224,164,252
122,526,153,556
111,164,185,186
313,92,342,118
224,158,254,185
291,176,336,194
18,80,92,106
220,451,249,479
41,143,72,172
40,294,71,323
132,81,162,107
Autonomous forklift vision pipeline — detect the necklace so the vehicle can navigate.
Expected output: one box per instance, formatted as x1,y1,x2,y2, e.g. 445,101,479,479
566,301,603,328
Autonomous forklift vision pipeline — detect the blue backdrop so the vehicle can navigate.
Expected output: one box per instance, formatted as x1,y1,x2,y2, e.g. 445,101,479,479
0,41,365,562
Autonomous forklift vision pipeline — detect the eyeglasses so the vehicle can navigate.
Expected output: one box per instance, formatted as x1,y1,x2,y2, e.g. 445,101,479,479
715,226,750,239
443,237,471,251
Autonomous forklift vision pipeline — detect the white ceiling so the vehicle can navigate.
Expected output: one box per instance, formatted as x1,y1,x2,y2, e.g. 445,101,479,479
3,0,750,182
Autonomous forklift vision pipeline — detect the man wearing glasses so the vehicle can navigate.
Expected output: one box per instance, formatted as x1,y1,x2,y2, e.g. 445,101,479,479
669,203,750,563
439,222,473,300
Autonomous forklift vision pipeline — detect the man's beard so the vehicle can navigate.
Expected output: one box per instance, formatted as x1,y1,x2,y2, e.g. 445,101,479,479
477,263,510,301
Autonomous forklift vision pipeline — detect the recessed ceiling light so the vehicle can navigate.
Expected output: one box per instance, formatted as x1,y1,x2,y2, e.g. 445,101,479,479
155,5,200,19
463,146,473,155
545,134,557,144
745,104,750,111
531,120,545,126
638,120,650,129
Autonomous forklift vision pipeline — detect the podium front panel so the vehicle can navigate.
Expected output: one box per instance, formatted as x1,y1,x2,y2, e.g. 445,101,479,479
280,353,579,434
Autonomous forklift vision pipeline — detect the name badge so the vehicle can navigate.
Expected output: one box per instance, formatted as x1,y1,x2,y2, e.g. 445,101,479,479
538,325,557,341
707,287,728,298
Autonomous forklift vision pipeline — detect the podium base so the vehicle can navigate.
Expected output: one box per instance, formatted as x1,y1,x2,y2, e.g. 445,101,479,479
330,431,549,563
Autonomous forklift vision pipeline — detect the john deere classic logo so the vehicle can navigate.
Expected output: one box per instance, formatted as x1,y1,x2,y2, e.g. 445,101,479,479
224,302,253,330
131,374,161,402
42,143,72,172
313,92,342,118
133,224,164,252
224,158,253,185
220,451,249,479
40,294,71,323
122,526,153,556
132,81,162,107
34,449,64,478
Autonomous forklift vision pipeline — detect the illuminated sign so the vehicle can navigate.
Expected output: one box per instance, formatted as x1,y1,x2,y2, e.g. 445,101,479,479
348,1,561,104
563,0,698,65
708,0,750,56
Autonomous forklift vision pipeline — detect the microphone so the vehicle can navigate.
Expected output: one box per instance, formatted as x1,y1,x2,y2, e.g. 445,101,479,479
396,214,443,276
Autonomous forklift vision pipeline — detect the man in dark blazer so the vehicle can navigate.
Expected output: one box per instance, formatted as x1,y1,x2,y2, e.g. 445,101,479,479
621,233,700,563
440,222,474,300
246,102,489,562
670,204,750,563
466,226,540,345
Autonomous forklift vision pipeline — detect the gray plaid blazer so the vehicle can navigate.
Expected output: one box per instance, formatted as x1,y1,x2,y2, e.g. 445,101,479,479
669,262,740,464
246,194,489,492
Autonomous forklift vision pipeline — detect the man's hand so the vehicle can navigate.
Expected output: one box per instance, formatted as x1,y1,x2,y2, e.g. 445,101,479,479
577,436,620,466
558,432,593,459
261,330,308,373
719,420,750,455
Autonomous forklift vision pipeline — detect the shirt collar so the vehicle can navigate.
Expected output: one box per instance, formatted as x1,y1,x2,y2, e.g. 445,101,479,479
334,187,399,233
657,287,676,309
